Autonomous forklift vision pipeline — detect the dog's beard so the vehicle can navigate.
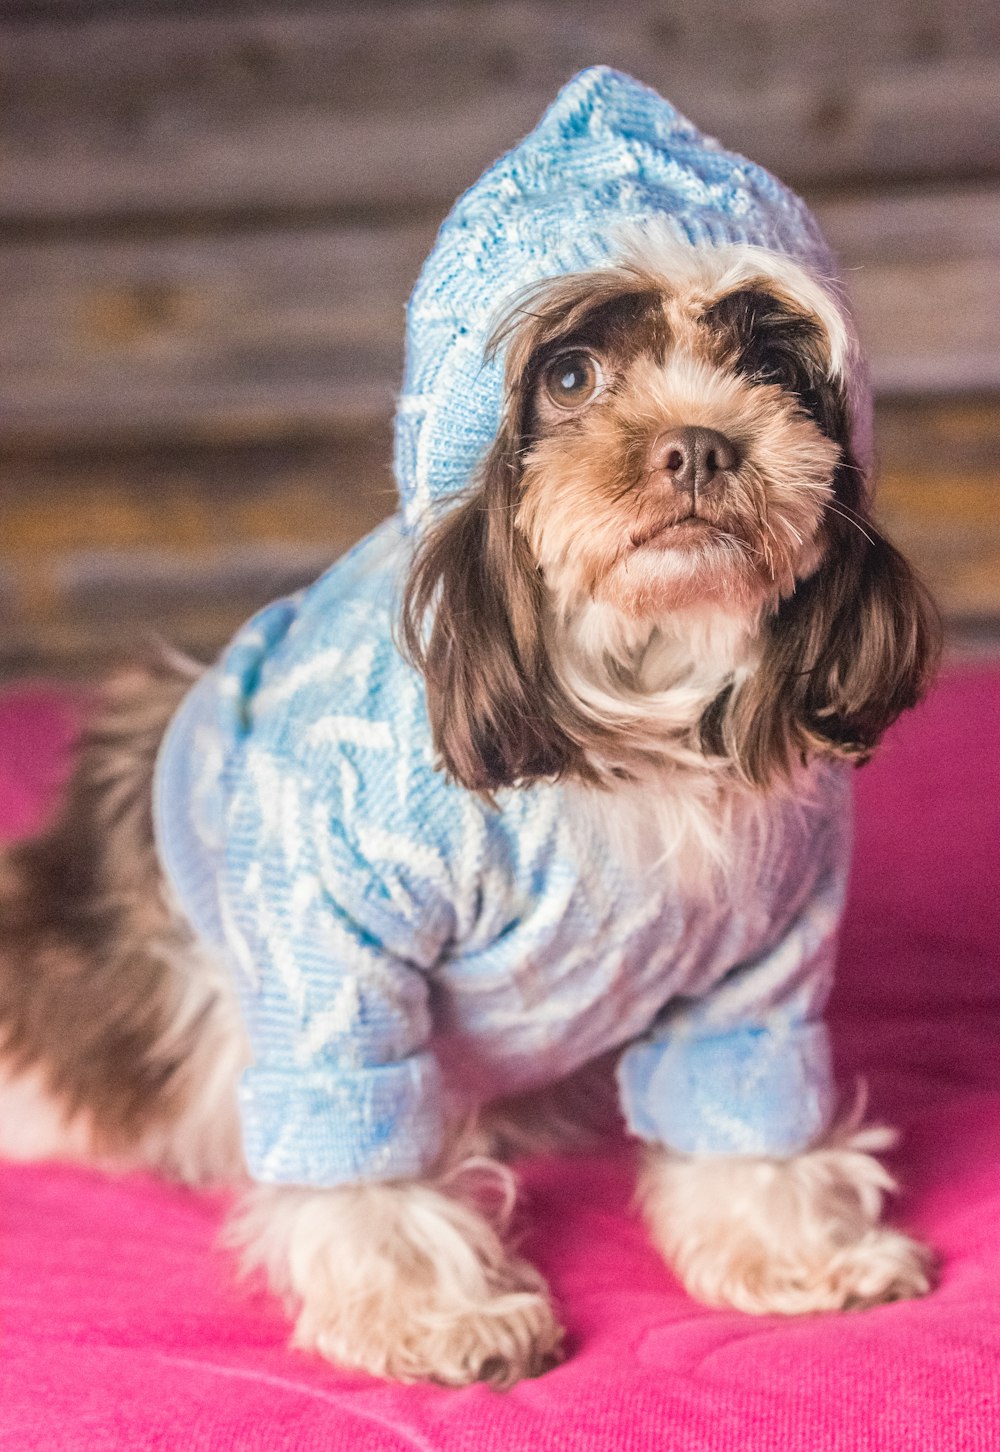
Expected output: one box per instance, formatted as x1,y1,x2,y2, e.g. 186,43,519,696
517,353,840,621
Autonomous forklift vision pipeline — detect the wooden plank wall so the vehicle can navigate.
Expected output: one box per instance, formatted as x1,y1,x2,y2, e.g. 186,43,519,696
1,0,998,673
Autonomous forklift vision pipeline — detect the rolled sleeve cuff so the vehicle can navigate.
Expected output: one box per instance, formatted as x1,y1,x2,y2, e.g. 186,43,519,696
237,1054,446,1186
617,1020,835,1158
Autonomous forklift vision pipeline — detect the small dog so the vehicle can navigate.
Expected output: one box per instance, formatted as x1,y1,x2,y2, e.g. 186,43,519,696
0,70,939,1387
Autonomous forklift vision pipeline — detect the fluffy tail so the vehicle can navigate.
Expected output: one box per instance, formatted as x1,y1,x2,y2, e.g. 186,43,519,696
0,653,242,1172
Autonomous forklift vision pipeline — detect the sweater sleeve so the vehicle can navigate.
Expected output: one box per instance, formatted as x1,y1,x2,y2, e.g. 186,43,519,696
217,741,456,1188
616,834,849,1158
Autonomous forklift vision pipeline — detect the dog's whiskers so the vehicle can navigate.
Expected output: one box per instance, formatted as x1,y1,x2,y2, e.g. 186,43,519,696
822,500,876,545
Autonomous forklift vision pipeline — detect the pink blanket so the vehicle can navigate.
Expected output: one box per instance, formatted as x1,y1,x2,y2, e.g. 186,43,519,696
1,671,998,1450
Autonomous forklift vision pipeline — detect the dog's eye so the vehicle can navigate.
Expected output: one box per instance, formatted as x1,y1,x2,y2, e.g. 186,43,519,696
542,351,605,409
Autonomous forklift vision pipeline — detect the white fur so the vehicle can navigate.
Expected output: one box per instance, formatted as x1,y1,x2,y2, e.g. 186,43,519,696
230,1161,562,1387
134,938,248,1184
0,1065,95,1162
553,597,770,877
641,1125,933,1314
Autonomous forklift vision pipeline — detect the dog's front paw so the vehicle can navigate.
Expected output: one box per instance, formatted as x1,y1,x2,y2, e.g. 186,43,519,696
641,1130,934,1316
231,1176,563,1386
771,1224,931,1313
672,1218,931,1316
303,1255,562,1388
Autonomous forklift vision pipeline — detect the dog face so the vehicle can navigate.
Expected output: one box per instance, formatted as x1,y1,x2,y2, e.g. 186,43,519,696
402,239,938,794
513,263,841,620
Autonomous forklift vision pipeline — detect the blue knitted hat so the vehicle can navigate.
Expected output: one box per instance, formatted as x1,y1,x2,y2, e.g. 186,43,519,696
394,67,855,530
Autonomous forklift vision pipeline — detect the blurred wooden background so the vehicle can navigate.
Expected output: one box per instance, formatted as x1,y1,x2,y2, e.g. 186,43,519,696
1,0,998,675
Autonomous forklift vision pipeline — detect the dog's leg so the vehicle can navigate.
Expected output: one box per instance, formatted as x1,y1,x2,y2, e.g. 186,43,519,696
230,1162,564,1387
0,663,246,1184
640,1125,933,1313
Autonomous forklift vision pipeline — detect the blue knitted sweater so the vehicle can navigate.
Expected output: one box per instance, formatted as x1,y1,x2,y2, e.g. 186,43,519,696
154,69,856,1187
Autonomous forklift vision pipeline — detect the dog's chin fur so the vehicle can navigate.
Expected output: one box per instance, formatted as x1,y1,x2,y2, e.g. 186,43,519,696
0,234,939,1388
549,598,771,881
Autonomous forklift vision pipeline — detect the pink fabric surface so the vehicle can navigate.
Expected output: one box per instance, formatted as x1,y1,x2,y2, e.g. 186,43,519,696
1,668,998,1451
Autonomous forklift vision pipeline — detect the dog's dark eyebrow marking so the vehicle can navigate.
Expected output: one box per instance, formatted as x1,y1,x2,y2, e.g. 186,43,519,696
521,288,669,441
539,288,669,371
702,286,845,442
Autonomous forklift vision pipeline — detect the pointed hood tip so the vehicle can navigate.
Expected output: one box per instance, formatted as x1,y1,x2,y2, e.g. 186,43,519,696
533,65,691,146
394,69,861,529
547,65,673,107
541,64,652,114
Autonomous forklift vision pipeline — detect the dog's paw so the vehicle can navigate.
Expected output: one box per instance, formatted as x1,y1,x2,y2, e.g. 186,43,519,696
671,1219,932,1316
301,1253,562,1388
784,1225,932,1313
230,1175,563,1386
641,1129,935,1316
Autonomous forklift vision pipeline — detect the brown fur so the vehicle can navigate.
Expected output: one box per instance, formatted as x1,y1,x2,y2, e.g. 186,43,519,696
701,283,940,780
0,657,213,1156
714,505,939,783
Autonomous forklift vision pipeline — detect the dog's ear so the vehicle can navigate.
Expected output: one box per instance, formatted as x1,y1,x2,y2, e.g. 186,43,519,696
698,299,941,786
401,403,590,794
719,448,941,785
402,271,653,793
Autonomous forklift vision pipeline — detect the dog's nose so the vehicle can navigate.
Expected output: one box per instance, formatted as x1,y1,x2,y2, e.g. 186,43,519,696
648,427,739,496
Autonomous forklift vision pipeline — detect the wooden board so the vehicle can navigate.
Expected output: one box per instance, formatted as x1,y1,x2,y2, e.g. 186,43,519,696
3,4,999,230
1,1,997,672
875,399,1000,628
0,219,436,446
0,430,394,673
3,187,998,449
